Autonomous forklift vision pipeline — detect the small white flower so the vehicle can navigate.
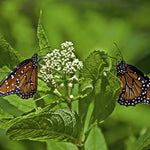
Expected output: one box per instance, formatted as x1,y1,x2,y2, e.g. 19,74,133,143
70,75,79,81
68,46,74,51
60,83,64,87
70,95,74,99
52,79,56,85
40,69,45,74
46,53,52,58
53,89,62,96
76,62,83,69
61,41,73,49
54,75,60,79
103,71,107,76
48,74,53,79
70,52,75,58
56,67,61,71
68,83,73,87
61,50,67,55
40,41,83,88
41,65,47,70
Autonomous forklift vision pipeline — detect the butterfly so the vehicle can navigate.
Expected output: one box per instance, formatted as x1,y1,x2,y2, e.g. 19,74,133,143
0,53,39,99
116,59,150,106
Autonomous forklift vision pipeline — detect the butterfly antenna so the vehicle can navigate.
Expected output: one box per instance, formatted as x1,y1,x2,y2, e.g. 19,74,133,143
113,42,123,60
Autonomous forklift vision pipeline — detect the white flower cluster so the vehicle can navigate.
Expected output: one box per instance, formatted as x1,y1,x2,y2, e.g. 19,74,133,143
40,41,83,86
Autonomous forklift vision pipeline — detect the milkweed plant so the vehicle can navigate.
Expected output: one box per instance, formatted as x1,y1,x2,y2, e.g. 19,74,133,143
0,14,122,150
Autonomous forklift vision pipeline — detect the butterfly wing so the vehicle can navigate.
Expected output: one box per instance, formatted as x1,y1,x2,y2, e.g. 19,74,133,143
0,71,17,96
0,53,38,99
118,64,149,106
15,61,38,99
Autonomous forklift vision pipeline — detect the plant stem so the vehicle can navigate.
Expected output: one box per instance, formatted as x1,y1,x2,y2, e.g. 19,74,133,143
77,145,84,150
67,102,72,110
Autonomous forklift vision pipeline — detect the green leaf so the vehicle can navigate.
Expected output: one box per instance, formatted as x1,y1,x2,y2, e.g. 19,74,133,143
0,119,11,129
91,72,121,123
0,96,24,117
79,50,110,125
80,78,93,96
47,142,78,150
79,50,119,127
37,78,50,92
81,50,110,81
35,78,56,107
0,35,20,68
37,10,50,55
3,96,36,113
85,127,107,150
6,108,82,143
0,107,13,119
131,128,150,150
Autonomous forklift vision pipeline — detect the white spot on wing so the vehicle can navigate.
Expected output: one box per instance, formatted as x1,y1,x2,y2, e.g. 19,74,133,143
11,74,14,79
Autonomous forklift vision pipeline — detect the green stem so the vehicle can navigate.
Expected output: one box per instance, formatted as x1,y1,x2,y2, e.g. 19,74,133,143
77,145,84,150
67,101,72,110
63,74,72,109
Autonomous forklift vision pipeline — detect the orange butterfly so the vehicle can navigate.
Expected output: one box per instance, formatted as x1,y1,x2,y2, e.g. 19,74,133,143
117,59,150,106
0,53,39,99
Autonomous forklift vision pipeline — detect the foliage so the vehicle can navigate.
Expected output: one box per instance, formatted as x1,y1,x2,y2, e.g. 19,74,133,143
0,17,121,150
0,0,150,150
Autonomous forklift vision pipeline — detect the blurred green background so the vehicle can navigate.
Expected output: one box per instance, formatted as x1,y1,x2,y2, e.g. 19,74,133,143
1,0,150,150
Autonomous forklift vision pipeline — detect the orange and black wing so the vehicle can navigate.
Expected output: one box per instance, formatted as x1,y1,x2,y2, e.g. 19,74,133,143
117,63,150,106
0,53,38,99
15,61,38,99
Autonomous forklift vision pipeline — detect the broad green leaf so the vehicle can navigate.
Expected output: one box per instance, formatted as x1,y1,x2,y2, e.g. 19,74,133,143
81,50,110,81
79,50,116,128
47,142,78,150
126,135,137,150
36,90,60,107
37,78,50,92
40,102,59,112
0,66,11,81
0,118,14,129
37,10,50,56
6,108,82,143
0,107,13,119
36,78,57,107
131,128,150,150
91,72,121,123
0,35,20,68
80,78,93,95
3,96,36,113
79,50,110,122
0,110,38,130
85,127,107,150
0,97,24,117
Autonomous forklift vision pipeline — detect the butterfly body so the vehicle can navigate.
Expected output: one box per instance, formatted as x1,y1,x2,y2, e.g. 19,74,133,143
117,59,150,106
0,53,39,99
